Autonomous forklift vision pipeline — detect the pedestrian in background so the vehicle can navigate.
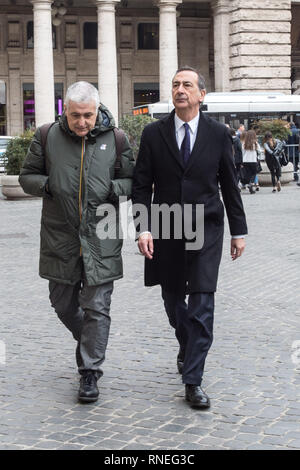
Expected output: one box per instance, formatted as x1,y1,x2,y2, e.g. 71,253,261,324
230,128,243,187
236,124,245,139
287,122,299,181
19,81,134,403
239,131,247,189
252,125,262,191
241,130,262,194
132,66,247,409
263,131,282,193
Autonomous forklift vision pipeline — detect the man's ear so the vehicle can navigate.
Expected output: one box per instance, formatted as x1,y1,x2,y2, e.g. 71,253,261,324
199,89,206,104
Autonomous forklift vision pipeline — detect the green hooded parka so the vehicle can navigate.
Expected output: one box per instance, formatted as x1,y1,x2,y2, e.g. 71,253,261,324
19,104,134,286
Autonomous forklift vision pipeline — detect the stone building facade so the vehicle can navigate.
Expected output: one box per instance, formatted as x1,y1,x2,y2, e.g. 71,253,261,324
0,0,300,135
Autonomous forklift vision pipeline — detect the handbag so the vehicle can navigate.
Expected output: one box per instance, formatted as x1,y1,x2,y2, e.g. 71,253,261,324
273,140,288,167
279,152,289,166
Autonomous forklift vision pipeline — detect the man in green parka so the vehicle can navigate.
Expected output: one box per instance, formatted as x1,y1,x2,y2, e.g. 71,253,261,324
19,81,134,403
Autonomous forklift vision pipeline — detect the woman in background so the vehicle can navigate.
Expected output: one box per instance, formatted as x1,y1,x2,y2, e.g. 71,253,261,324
263,131,282,193
241,130,262,194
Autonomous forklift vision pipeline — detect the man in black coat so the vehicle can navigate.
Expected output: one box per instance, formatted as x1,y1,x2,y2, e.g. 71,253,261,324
132,67,247,409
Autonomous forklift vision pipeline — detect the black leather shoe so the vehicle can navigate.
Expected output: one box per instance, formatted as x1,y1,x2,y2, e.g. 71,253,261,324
78,371,99,403
185,385,210,409
177,349,184,375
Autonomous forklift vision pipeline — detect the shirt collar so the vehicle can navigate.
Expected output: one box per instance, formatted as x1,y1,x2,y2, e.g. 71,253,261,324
174,112,200,135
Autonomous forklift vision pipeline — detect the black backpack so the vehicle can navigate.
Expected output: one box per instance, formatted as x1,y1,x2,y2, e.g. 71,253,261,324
273,140,288,166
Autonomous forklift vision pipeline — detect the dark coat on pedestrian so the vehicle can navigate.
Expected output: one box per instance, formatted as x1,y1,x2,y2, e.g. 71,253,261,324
264,140,282,172
132,110,248,294
287,124,299,160
232,135,243,165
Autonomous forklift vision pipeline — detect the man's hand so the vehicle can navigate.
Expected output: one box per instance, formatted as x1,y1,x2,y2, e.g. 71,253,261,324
231,237,245,261
138,233,154,260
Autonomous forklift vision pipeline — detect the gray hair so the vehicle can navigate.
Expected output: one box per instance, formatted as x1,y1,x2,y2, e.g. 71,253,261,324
173,66,206,91
65,81,100,110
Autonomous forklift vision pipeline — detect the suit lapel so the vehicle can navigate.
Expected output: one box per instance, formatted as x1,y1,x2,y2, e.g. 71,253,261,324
158,110,184,170
185,110,211,173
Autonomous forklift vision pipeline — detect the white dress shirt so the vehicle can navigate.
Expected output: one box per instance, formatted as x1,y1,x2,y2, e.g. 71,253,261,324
174,112,199,152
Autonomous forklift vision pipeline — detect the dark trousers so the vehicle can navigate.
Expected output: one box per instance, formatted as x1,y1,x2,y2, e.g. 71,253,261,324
161,288,214,385
265,154,282,187
49,280,114,379
242,162,257,185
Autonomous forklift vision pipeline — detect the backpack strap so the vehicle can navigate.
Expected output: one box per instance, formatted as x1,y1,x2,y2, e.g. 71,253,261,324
40,122,55,154
113,127,126,178
39,122,55,176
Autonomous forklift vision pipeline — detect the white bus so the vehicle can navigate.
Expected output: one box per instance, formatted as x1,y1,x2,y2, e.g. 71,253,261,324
132,92,300,128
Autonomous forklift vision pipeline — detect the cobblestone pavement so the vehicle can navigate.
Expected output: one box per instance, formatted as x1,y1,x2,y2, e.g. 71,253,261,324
0,182,300,451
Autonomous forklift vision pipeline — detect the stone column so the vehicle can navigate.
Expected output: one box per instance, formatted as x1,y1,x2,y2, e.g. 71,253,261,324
157,0,182,102
31,0,55,127
211,0,230,92
95,0,120,125
6,19,23,135
229,0,291,93
120,51,133,116
119,20,134,116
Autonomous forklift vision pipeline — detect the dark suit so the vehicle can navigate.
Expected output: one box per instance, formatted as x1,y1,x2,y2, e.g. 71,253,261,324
132,110,247,384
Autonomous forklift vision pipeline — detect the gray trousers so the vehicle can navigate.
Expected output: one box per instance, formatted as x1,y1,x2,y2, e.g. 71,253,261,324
49,280,114,379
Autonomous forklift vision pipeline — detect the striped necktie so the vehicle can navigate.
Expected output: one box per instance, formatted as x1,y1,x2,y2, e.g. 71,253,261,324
180,123,191,166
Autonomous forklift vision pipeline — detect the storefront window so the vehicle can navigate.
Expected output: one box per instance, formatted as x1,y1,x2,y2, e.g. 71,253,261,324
0,81,7,136
23,83,35,130
134,83,159,107
23,83,64,130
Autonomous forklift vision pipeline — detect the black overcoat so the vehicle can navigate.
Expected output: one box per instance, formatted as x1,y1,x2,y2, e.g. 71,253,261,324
132,110,247,294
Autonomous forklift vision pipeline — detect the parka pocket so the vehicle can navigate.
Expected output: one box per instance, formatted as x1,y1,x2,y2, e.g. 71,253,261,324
92,204,123,258
98,238,123,259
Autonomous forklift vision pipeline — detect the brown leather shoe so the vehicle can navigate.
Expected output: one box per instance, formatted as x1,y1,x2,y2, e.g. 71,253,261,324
185,385,210,409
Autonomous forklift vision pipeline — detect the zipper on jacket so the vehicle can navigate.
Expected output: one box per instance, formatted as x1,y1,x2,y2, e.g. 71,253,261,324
79,137,85,256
